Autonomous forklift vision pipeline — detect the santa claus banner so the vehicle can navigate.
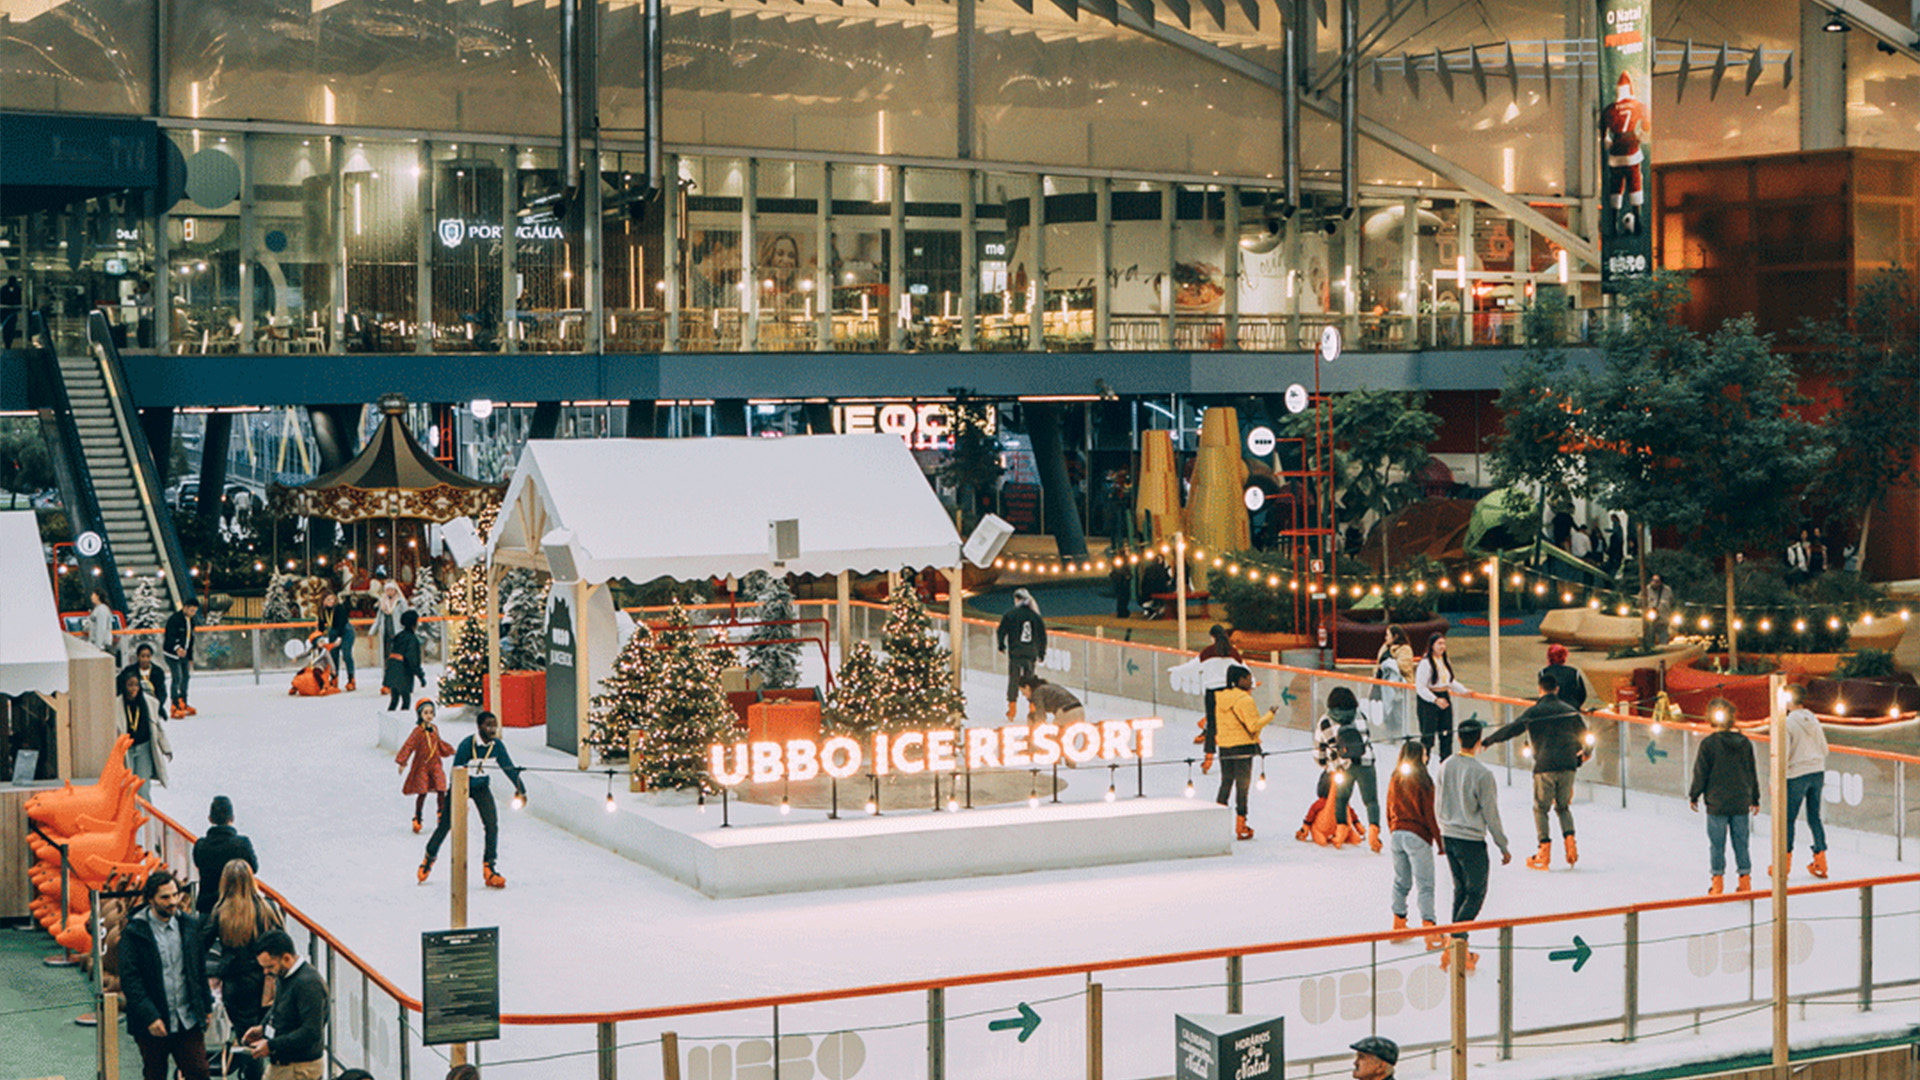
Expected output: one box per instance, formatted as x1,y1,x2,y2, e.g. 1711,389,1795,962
1599,0,1653,291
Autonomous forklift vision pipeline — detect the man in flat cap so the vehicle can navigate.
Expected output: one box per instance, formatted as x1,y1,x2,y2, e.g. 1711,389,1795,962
1351,1036,1399,1080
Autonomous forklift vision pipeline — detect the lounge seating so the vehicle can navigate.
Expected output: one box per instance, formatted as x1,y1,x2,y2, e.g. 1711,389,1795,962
1540,607,1644,651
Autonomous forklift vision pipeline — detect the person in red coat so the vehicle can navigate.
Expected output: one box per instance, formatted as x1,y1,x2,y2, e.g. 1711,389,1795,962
395,699,454,834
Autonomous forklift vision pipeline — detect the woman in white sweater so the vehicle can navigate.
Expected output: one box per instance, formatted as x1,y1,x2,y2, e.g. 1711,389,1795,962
1415,633,1469,761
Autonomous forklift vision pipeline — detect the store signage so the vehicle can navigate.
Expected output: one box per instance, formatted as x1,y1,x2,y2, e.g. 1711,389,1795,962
1245,425,1276,456
1598,0,1653,291
832,403,995,451
1175,1013,1283,1080
979,236,1009,262
1284,384,1308,414
436,218,564,249
709,719,1164,785
115,228,141,242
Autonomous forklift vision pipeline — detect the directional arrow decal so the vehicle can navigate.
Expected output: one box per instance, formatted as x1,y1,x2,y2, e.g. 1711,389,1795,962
1549,936,1592,972
1280,687,1297,705
1646,742,1669,764
1125,659,1139,676
988,1002,1042,1042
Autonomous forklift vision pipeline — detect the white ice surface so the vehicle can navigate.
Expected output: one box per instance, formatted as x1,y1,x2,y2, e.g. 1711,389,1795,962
141,659,1920,1080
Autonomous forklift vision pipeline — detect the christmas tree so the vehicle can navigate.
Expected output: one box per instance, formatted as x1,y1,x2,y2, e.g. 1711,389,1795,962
636,604,736,792
584,621,656,763
410,571,443,646
742,571,801,689
445,504,499,619
874,586,967,731
438,615,489,707
262,572,300,623
822,640,886,735
127,576,168,630
499,568,549,671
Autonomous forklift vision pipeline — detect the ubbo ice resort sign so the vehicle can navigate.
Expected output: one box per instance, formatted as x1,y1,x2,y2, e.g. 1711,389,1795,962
711,720,1165,785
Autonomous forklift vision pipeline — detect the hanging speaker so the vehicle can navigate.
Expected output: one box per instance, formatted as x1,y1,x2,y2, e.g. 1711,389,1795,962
964,514,1016,568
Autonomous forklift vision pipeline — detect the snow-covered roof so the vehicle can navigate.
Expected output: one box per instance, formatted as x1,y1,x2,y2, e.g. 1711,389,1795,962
485,435,962,583
0,511,70,695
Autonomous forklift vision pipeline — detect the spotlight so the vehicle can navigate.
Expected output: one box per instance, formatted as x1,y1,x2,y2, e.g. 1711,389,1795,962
1823,11,1848,32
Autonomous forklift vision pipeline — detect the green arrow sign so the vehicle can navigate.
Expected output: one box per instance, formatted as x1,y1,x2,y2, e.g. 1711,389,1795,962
1646,742,1669,764
1125,659,1139,676
1280,687,1297,705
1549,936,1592,972
988,1002,1041,1043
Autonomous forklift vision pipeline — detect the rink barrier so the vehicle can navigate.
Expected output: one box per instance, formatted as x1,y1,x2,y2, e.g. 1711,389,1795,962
135,797,1920,1080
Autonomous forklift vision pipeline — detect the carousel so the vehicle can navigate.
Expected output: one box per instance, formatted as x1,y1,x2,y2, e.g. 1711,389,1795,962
270,394,503,599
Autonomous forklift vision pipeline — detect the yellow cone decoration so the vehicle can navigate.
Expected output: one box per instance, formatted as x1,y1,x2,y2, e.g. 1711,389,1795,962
1185,408,1251,554
1134,429,1182,541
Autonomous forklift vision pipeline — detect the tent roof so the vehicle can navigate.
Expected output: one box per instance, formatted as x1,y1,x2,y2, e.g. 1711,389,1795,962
0,511,69,695
303,401,492,494
487,435,962,582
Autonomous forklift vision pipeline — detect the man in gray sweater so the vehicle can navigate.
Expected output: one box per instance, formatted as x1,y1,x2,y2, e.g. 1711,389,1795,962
1435,719,1510,973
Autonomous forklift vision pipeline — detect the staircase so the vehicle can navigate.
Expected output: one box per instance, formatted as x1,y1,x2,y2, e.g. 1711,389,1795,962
36,311,191,611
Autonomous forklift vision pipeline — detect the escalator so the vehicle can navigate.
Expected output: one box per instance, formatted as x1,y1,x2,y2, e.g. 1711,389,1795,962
31,310,193,610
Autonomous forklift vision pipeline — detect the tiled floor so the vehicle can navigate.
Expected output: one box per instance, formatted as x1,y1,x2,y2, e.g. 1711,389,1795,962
0,924,136,1080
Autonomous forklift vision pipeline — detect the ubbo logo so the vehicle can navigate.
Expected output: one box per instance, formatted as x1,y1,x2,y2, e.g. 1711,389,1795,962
438,218,466,248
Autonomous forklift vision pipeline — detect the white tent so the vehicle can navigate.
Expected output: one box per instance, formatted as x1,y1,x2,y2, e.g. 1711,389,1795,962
486,434,962,582
483,435,965,761
0,511,69,696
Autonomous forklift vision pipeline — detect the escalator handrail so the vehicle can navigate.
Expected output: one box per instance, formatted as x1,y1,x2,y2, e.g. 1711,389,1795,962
26,310,128,611
87,312,195,607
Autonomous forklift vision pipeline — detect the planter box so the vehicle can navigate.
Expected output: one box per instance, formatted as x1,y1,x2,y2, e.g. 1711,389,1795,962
1334,614,1450,662
483,670,547,727
1666,655,1777,725
1805,674,1920,723
1575,643,1707,708
1229,631,1314,660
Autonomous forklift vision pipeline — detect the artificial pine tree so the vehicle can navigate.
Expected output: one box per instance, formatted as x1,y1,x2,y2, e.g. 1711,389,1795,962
742,570,801,689
874,586,967,730
261,572,300,623
822,640,886,735
584,622,656,763
127,576,168,630
438,615,490,707
499,568,549,671
410,571,443,646
636,604,736,792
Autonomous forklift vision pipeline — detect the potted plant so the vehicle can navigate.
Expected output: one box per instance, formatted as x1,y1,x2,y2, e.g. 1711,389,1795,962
1805,649,1920,724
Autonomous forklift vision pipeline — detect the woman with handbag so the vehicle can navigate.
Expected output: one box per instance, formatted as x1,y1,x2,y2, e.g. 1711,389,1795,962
207,860,283,1080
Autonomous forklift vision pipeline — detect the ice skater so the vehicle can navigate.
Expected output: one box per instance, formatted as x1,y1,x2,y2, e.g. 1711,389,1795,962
420,710,526,888
396,699,454,834
1386,740,1446,950
1436,719,1509,972
1777,684,1830,880
1690,702,1760,895
1481,671,1590,870
1414,634,1468,761
996,589,1047,721
384,609,427,711
1314,685,1381,851
1204,665,1273,841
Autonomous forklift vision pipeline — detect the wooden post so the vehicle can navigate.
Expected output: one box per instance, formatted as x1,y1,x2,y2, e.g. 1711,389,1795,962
1769,672,1788,1080
1487,557,1501,698
1086,981,1104,1080
99,984,119,1078
836,570,851,664
661,1031,681,1080
576,579,592,771
449,765,470,1068
947,565,965,690
485,561,503,722
1175,532,1189,653
1449,936,1468,1080
51,692,72,782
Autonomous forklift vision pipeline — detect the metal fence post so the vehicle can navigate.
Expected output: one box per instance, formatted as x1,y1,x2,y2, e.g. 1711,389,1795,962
598,1019,618,1080
1087,981,1104,1080
1624,910,1639,1041
1896,762,1905,862
251,627,263,684
1497,926,1513,1060
928,986,947,1080
1859,885,1873,1011
1617,717,1629,808
325,942,337,1071
361,970,372,1069
399,1004,411,1080
1226,955,1243,1015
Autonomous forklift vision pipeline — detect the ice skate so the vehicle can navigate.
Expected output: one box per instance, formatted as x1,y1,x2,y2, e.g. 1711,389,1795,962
483,862,506,888
1526,842,1552,870
1392,914,1408,933
411,817,422,835
1423,922,1445,950
1736,874,1751,892
1367,824,1382,853
417,857,433,884
1234,816,1254,841
1809,851,1828,878
1564,835,1578,866
1707,875,1724,895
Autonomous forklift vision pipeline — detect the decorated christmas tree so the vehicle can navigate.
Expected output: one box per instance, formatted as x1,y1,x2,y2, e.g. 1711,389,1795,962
499,568,548,671
410,571,443,646
445,504,500,619
438,615,489,707
874,586,967,730
127,576,168,630
261,572,300,623
636,604,736,792
822,640,886,735
742,571,801,689
584,621,656,763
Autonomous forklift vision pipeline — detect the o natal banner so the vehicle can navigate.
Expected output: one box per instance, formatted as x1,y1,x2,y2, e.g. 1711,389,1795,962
1599,0,1653,291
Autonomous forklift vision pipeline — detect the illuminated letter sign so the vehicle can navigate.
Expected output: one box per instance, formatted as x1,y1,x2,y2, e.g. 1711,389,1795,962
708,721,1165,787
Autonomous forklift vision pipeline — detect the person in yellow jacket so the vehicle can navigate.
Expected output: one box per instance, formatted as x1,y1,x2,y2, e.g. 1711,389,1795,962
1203,665,1274,840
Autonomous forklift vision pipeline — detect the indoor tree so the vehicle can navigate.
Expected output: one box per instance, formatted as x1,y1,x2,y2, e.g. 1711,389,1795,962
1280,387,1439,572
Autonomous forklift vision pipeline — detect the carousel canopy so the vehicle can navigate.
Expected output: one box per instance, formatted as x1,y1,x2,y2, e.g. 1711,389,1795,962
486,434,963,583
272,395,502,524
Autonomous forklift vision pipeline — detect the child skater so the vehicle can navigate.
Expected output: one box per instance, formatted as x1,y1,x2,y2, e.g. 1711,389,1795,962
384,610,427,711
395,699,454,834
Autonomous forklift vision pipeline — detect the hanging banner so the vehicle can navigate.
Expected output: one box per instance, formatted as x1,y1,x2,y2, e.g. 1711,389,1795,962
1599,0,1653,291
